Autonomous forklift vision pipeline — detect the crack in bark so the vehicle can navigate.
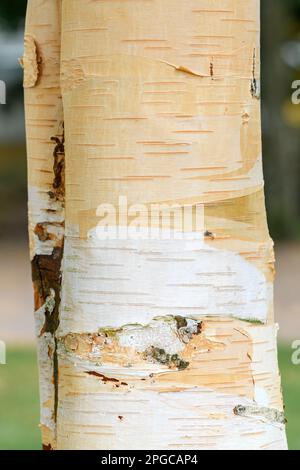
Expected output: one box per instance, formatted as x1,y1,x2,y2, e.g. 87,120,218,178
49,127,65,204
85,371,128,387
251,48,260,99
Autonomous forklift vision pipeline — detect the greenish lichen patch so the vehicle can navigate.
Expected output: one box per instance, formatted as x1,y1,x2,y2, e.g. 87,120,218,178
99,327,122,338
175,316,202,343
144,346,189,370
233,405,286,425
233,317,264,325
174,316,188,329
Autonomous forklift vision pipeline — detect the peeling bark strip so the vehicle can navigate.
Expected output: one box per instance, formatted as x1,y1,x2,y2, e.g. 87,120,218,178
24,0,287,450
31,123,65,425
24,0,64,450
30,122,65,427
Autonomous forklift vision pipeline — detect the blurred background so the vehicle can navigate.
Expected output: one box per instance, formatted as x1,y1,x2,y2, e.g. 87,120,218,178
0,0,299,450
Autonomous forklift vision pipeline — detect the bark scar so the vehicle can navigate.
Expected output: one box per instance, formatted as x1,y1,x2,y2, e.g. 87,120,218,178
49,127,65,204
20,35,41,88
144,346,189,370
234,405,286,425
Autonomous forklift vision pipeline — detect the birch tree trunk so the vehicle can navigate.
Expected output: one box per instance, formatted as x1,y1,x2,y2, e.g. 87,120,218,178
23,0,288,450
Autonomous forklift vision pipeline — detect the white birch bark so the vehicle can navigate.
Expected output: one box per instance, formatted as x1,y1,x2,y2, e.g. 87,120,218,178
23,0,287,450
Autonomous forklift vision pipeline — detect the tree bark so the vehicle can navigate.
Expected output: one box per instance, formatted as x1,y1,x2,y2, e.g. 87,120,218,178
24,0,287,450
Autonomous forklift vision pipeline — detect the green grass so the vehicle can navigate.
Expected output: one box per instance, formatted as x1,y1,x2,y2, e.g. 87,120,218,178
278,344,300,450
0,345,299,450
0,347,41,450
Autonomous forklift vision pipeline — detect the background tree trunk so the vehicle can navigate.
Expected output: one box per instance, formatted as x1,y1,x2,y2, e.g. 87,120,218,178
24,0,287,450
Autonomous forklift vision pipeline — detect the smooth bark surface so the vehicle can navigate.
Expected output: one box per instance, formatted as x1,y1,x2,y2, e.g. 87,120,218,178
24,0,287,450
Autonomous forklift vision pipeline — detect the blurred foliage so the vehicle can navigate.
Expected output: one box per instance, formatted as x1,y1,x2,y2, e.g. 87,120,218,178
0,145,27,241
286,0,300,17
261,0,300,240
0,1,27,30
